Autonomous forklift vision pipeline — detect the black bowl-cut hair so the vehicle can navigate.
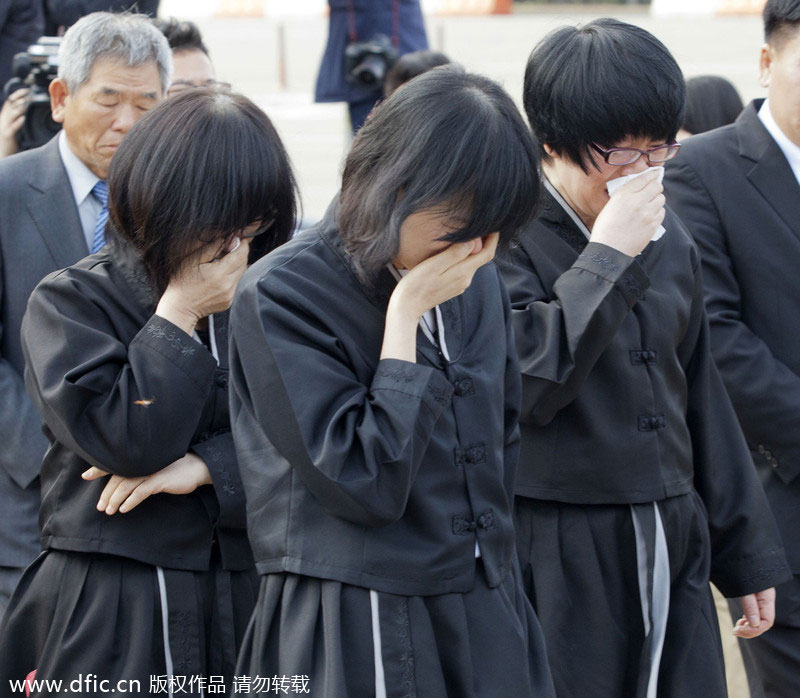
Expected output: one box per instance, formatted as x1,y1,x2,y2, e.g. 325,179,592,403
764,0,800,45
523,18,685,172
339,64,540,283
108,89,297,294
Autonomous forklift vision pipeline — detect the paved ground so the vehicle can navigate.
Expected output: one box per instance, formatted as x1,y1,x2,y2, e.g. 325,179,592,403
158,8,762,695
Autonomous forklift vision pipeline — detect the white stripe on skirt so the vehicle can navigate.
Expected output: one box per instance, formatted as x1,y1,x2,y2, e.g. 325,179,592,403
370,589,388,698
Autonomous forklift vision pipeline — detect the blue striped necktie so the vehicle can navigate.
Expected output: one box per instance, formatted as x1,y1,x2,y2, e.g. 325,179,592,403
91,180,109,254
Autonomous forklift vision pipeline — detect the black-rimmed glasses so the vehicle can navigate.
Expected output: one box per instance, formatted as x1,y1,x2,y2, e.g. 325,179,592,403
591,142,681,166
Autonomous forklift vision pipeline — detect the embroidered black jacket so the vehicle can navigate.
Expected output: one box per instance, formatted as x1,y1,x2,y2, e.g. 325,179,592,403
229,215,520,596
21,239,252,571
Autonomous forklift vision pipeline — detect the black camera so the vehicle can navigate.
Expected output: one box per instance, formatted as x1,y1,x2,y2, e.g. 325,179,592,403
344,34,398,89
3,37,62,152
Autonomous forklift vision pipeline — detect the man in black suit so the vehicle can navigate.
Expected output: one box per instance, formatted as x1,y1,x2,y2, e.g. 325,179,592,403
0,11,169,617
664,2,800,695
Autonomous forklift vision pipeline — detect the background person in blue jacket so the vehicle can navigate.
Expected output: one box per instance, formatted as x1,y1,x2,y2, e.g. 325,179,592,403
315,0,428,133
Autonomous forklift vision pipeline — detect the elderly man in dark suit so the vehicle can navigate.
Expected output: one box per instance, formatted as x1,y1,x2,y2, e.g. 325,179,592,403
664,1,800,695
0,11,169,617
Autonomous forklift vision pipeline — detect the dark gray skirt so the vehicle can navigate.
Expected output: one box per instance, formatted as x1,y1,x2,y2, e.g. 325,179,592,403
0,549,258,697
236,561,555,697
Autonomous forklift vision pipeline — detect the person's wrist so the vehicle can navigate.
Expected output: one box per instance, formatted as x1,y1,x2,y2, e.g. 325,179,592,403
155,293,201,336
388,283,424,325
0,135,18,158
188,454,212,487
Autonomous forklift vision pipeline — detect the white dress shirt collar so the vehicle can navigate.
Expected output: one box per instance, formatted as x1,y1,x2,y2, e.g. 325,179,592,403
758,99,800,188
58,131,103,251
58,130,101,207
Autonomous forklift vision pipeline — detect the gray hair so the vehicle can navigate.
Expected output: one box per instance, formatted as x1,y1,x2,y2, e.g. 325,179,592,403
58,12,172,95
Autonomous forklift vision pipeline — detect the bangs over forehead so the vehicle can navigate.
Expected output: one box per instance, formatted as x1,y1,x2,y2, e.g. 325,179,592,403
523,18,685,171
339,64,540,282
109,89,297,292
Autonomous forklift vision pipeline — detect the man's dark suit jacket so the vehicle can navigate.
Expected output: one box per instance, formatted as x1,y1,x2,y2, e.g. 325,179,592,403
664,99,800,572
0,134,87,567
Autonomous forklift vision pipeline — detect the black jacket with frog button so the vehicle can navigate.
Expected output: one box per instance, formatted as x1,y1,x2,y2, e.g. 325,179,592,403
21,238,252,571
229,211,521,596
496,189,790,598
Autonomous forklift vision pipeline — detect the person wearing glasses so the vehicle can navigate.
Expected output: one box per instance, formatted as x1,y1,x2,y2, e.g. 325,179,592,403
153,17,232,97
0,89,297,693
496,18,790,698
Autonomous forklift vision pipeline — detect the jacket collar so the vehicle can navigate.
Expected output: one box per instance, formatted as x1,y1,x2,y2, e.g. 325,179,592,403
537,186,590,254
26,134,88,267
737,99,800,236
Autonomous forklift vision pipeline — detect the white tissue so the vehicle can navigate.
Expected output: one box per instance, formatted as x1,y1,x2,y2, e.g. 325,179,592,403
606,166,666,242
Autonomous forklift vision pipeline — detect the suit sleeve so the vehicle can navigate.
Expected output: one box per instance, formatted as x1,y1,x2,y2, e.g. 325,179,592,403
21,273,218,478
228,271,454,528
0,338,48,488
665,159,800,484
497,240,650,426
679,248,790,597
0,238,49,488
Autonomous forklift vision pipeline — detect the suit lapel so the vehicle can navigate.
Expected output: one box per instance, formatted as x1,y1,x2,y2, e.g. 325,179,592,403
738,101,800,243
26,136,88,269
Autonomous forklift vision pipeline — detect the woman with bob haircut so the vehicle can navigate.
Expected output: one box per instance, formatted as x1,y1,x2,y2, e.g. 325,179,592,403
228,64,555,697
496,18,790,698
0,89,297,693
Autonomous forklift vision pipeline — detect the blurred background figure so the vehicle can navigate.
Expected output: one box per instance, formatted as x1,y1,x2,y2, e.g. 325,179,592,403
383,48,449,95
0,0,43,103
315,0,428,134
677,74,744,140
43,0,159,34
0,0,44,157
152,16,231,96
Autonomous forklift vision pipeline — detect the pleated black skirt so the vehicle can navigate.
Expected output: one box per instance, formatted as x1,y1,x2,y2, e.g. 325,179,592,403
515,491,727,698
236,561,555,697
0,549,258,697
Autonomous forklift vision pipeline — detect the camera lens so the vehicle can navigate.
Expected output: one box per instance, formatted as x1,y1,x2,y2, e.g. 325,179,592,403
353,55,386,87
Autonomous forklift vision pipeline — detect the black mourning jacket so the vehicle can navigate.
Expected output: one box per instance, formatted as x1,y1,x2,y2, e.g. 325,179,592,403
21,239,252,571
496,190,790,597
229,217,520,596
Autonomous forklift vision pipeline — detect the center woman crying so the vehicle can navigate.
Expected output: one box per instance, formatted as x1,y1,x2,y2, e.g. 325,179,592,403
228,65,556,697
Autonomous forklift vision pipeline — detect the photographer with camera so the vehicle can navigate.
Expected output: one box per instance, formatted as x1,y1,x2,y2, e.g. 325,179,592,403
1,0,43,103
0,11,169,618
0,0,44,158
1,36,62,158
315,0,428,134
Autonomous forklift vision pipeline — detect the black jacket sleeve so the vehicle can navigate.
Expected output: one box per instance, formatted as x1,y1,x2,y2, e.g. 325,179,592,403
22,273,218,477
665,159,800,485
498,240,650,426
190,431,246,529
229,270,454,528
679,248,790,597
